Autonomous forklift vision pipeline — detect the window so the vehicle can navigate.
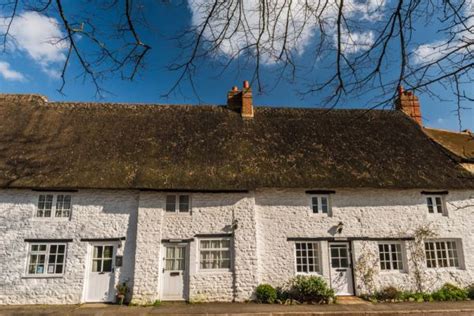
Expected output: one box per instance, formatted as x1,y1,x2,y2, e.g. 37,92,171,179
165,246,185,270
165,194,190,213
295,242,321,273
92,245,114,272
36,194,72,218
199,238,231,270
378,243,404,271
37,195,53,217
55,195,71,217
311,195,330,214
426,195,445,214
27,243,66,275
425,240,460,268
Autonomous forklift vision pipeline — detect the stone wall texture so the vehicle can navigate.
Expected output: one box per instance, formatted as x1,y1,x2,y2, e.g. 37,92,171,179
0,188,473,304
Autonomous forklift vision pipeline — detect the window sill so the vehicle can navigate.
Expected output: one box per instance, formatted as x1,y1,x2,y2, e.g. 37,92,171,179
426,267,464,271
29,217,71,221
198,269,233,274
380,270,408,274
22,275,64,279
164,212,192,216
295,272,323,276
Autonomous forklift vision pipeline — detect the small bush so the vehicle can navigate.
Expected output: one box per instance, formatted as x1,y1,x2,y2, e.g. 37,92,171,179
275,286,290,303
375,286,401,301
467,285,474,300
289,275,335,304
152,300,162,307
256,284,277,304
432,283,468,301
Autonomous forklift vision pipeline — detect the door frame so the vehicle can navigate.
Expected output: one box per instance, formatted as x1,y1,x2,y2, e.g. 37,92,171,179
159,242,190,301
82,241,119,303
328,241,355,296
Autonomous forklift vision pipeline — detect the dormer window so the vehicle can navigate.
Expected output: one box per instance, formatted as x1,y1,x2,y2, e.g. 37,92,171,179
166,194,191,213
36,194,72,218
311,195,330,215
426,195,445,215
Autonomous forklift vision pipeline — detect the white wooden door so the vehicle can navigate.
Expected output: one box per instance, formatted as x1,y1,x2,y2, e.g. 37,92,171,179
85,243,117,302
329,242,354,296
161,244,187,300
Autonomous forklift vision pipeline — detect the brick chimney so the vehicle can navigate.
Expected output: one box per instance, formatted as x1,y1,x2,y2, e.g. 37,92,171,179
227,80,254,119
395,86,422,125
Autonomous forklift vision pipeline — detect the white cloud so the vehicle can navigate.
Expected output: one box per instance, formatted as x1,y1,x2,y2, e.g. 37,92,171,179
0,11,67,77
0,61,25,81
187,0,385,65
339,30,375,54
412,0,473,65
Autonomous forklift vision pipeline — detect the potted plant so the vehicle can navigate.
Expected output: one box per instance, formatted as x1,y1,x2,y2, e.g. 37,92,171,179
116,282,129,305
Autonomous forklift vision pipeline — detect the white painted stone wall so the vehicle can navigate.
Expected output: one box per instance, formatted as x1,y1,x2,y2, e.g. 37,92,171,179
0,190,138,305
1,188,473,304
256,188,474,295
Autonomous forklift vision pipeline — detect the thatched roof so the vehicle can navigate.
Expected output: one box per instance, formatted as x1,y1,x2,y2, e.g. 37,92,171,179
424,128,474,163
0,94,472,190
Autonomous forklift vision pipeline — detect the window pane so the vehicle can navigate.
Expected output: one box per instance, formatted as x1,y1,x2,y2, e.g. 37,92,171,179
427,197,434,213
321,197,328,213
312,197,318,213
166,195,176,212
92,260,101,272
179,195,190,212
103,259,113,272
435,197,443,213
103,246,113,259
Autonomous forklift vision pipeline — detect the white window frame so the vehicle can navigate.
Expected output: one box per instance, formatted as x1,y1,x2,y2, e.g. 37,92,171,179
425,195,447,215
25,242,67,277
198,237,232,272
425,239,463,269
378,242,406,272
310,195,331,215
165,194,191,213
35,194,72,219
294,241,322,275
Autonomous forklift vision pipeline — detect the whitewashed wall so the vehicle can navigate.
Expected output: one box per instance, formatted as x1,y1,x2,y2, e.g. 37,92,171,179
1,188,473,304
0,190,138,305
256,189,474,295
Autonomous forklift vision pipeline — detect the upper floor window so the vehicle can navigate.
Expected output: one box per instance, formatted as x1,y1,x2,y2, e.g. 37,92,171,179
27,243,67,275
378,242,404,271
311,195,330,214
166,194,190,213
426,195,445,214
295,242,321,274
199,238,231,270
36,194,71,218
425,240,461,268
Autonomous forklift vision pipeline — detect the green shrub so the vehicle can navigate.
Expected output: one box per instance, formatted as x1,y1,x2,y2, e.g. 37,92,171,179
276,287,290,303
375,286,401,301
467,285,474,300
255,284,277,304
289,275,335,304
432,283,468,301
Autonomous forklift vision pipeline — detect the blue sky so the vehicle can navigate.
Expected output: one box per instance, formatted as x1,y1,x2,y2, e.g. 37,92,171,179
0,1,472,131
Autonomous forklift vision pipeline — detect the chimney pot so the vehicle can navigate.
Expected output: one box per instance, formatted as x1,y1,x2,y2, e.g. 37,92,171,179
232,86,238,92
398,85,404,96
243,80,250,89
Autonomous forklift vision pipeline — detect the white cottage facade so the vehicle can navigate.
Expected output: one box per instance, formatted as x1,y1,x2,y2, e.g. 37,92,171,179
0,86,473,304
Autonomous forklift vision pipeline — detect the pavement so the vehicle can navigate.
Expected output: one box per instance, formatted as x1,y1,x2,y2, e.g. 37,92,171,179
0,301,474,316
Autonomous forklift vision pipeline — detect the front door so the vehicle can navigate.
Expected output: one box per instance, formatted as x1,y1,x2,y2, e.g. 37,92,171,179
161,244,187,300
329,242,354,295
85,243,117,302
